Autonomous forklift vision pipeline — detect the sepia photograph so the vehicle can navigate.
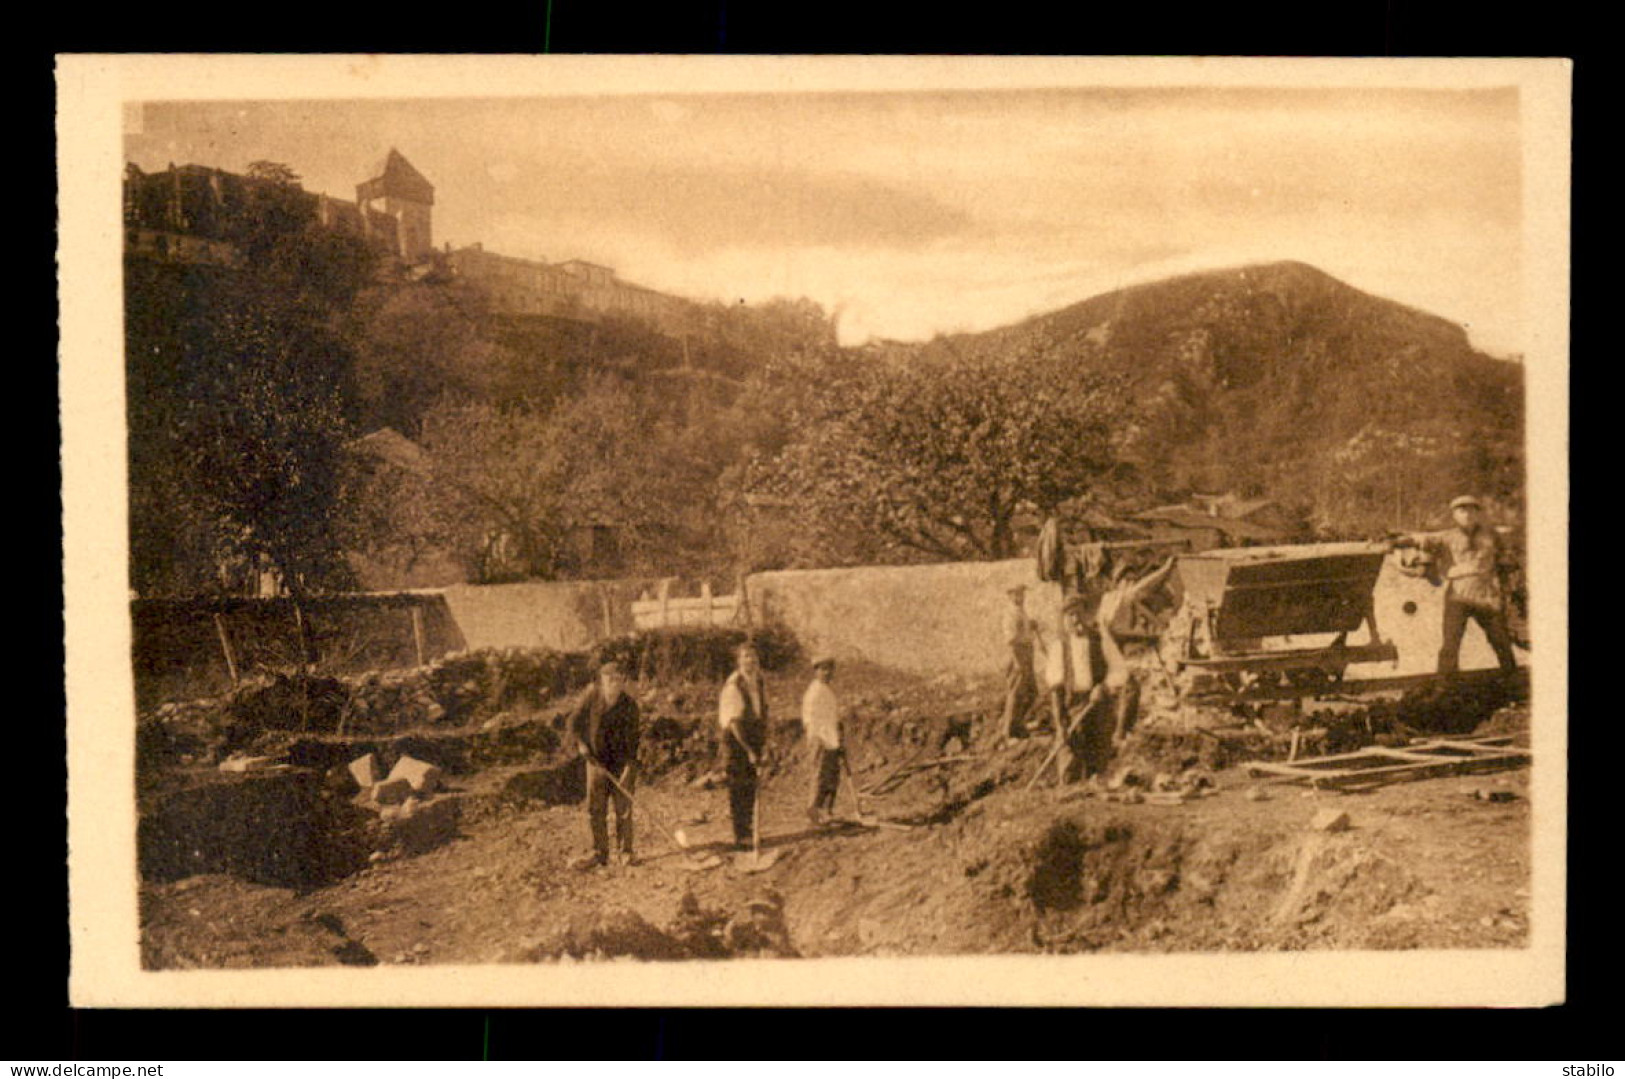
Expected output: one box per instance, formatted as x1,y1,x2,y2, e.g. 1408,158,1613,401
60,55,1570,1007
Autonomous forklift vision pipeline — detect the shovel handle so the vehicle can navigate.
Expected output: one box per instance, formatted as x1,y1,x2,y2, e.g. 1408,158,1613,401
593,757,694,853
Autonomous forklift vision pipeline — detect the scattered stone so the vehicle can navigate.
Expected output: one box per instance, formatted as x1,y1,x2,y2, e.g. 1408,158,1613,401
348,753,382,789
218,755,278,773
1474,789,1517,803
1179,768,1216,791
1258,700,1301,730
369,777,414,806
1245,787,1270,802
1310,808,1351,833
1107,768,1143,791
380,794,464,855
387,755,443,796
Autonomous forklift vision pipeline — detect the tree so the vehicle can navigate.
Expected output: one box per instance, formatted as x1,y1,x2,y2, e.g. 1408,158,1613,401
747,353,1134,564
417,401,572,582
125,160,376,613
413,377,733,582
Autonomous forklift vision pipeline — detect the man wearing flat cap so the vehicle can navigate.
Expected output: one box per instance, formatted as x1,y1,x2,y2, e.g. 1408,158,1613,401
999,584,1043,739
801,655,843,824
1396,495,1519,676
569,659,642,870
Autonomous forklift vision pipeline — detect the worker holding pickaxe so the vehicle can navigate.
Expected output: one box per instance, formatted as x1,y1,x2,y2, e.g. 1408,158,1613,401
569,660,642,871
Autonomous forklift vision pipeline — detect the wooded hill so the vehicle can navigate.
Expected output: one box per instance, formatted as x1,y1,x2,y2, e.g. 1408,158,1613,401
126,222,1525,595
889,260,1525,537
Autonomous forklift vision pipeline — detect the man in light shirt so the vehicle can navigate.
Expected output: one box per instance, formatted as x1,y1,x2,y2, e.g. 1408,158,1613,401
1395,495,1519,676
801,655,843,825
717,642,769,851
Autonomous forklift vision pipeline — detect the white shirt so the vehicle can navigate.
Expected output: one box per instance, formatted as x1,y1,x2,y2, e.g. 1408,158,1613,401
718,672,763,729
1042,632,1094,692
801,679,841,749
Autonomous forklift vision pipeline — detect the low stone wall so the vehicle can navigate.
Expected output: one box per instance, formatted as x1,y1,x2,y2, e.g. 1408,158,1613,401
131,594,466,712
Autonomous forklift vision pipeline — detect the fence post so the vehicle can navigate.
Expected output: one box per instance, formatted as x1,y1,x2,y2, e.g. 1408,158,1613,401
411,605,428,667
212,610,240,686
700,581,713,625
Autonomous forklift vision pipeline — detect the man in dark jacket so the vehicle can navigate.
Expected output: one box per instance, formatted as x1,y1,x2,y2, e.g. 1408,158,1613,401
717,643,769,850
570,660,641,870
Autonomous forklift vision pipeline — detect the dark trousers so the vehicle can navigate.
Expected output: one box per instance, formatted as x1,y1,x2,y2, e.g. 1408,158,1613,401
727,765,758,845
1001,642,1037,737
1439,599,1518,674
585,765,633,861
809,745,843,813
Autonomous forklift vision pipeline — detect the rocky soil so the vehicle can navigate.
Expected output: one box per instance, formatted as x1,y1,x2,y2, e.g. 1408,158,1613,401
138,660,1534,967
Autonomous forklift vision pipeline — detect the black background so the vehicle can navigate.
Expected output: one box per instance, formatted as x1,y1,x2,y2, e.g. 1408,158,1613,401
39,0,1600,1059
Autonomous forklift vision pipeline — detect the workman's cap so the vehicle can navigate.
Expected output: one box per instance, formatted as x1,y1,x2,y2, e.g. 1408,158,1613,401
598,660,625,677
810,655,836,670
1450,495,1483,510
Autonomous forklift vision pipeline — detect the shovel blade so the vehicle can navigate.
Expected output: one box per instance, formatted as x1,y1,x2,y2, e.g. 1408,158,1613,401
733,850,781,873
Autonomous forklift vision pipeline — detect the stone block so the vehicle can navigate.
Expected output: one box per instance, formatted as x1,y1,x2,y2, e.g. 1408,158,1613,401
348,753,382,789
1310,808,1351,833
387,754,443,796
384,794,464,855
371,777,414,805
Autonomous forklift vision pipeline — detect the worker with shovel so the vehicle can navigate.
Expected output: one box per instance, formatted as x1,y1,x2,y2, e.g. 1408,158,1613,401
718,642,770,853
569,660,642,871
801,655,843,826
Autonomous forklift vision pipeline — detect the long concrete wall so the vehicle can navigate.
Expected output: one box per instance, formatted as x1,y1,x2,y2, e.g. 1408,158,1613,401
744,556,1526,680
746,559,1057,678
437,577,665,653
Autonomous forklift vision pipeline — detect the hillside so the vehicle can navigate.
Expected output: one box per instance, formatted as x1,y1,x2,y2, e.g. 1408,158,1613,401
907,261,1525,534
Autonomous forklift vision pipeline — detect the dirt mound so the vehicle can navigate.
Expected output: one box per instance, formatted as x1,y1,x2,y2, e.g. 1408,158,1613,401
139,770,375,887
521,891,797,962
769,783,1435,956
1398,675,1521,734
225,673,350,738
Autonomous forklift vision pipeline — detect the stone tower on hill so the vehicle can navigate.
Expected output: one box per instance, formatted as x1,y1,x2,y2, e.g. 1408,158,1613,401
356,149,434,261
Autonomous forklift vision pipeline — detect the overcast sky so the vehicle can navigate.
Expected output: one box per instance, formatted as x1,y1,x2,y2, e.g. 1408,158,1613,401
126,86,1523,354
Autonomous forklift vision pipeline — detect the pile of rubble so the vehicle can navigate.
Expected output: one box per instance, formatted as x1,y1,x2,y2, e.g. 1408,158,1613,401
340,752,464,859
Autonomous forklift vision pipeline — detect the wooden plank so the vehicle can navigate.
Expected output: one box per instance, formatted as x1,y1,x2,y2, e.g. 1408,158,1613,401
1411,737,1523,754
1252,753,1527,789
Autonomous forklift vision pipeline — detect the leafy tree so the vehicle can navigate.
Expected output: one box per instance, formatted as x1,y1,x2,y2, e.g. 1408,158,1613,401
125,159,376,619
416,400,570,582
747,353,1134,564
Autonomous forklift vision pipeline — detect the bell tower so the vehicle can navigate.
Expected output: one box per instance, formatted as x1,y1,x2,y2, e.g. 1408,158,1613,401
356,148,434,261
